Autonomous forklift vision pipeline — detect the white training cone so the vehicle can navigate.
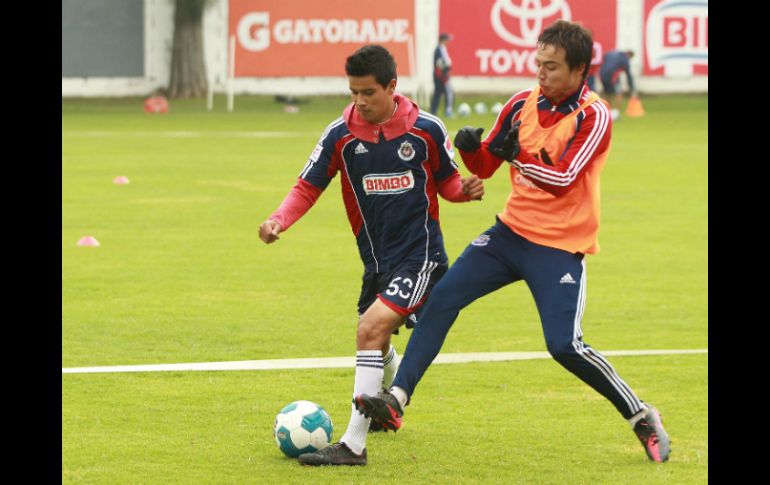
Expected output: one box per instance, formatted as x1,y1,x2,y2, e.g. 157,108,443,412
113,176,130,185
77,236,100,247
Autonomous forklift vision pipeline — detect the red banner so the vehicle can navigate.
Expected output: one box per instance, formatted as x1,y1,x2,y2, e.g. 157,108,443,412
643,0,708,76
438,0,616,77
229,0,415,77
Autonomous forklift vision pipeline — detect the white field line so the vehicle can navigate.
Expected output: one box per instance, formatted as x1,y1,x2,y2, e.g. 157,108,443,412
62,349,707,375
62,131,316,138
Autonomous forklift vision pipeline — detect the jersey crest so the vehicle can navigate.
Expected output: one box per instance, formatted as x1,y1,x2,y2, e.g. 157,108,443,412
398,141,416,161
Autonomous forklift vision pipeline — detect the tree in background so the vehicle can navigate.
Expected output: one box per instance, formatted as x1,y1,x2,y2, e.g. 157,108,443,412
168,0,214,98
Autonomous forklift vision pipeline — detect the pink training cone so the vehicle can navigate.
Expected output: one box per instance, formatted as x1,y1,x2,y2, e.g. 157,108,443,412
113,176,130,185
77,236,100,247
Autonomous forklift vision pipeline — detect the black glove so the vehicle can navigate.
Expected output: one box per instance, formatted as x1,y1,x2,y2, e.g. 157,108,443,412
454,126,484,152
488,120,521,162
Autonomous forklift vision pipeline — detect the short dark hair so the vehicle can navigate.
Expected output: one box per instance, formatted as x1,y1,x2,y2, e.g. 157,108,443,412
345,44,397,88
538,20,593,81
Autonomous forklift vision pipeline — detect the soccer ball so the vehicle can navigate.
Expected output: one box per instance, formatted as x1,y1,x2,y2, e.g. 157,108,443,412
457,102,471,117
491,102,504,115
273,400,333,458
474,102,488,115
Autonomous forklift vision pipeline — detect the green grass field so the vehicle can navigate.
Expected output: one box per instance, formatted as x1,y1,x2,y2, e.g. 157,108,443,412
62,93,707,484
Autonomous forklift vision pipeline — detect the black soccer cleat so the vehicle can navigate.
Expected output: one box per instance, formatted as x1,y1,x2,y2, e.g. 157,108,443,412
633,405,671,463
368,419,387,433
297,442,367,466
354,389,403,432
368,393,390,432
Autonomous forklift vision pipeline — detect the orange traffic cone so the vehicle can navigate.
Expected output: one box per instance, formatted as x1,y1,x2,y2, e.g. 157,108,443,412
625,95,645,117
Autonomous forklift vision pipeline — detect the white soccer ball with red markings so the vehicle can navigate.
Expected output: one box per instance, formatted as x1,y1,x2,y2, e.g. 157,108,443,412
273,400,333,458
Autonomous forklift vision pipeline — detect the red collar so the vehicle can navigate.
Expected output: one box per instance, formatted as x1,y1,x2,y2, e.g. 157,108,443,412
343,93,420,143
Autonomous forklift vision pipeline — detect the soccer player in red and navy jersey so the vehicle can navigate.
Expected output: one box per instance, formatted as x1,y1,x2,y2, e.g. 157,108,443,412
259,44,483,466
356,21,671,463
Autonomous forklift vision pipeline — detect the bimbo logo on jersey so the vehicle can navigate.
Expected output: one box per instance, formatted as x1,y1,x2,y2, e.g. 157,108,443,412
363,170,415,195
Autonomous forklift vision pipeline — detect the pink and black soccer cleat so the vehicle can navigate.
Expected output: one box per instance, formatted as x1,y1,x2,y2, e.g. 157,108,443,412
633,405,671,462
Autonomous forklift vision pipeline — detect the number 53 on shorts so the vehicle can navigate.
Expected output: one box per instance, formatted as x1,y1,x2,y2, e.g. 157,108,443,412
385,277,414,299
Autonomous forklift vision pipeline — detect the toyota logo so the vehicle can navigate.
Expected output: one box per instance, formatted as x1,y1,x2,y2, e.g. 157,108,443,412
491,0,572,47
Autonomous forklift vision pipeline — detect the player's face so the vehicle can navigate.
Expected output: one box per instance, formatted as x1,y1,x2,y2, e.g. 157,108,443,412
348,75,397,124
535,44,585,104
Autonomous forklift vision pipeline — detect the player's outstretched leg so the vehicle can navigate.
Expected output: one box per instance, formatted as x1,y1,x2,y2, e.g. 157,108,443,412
354,388,404,431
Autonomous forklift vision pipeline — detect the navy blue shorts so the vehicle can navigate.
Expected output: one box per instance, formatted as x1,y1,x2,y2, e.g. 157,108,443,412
358,260,448,328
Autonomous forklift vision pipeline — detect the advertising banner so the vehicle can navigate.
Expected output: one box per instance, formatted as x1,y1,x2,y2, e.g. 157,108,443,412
230,0,415,77
643,0,708,76
438,0,616,76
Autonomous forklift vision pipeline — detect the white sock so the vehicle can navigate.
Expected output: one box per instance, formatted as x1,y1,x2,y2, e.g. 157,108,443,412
340,350,383,455
390,386,409,411
382,345,398,390
627,405,649,427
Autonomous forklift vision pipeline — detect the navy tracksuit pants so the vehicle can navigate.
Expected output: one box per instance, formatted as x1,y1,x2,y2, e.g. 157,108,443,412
392,218,645,419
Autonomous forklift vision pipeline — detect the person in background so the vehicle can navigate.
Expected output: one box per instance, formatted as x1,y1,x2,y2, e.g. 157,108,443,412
599,50,635,121
430,33,454,118
586,40,603,92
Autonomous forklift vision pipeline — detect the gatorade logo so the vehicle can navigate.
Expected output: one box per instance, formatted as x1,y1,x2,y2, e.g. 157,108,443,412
238,13,271,51
237,12,409,52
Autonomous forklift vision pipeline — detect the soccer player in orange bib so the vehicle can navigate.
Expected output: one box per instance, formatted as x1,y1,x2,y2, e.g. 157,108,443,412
355,21,671,463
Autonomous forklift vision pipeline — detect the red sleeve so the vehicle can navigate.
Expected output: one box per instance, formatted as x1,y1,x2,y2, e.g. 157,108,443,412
268,178,323,231
511,101,612,197
459,147,504,179
436,171,471,202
